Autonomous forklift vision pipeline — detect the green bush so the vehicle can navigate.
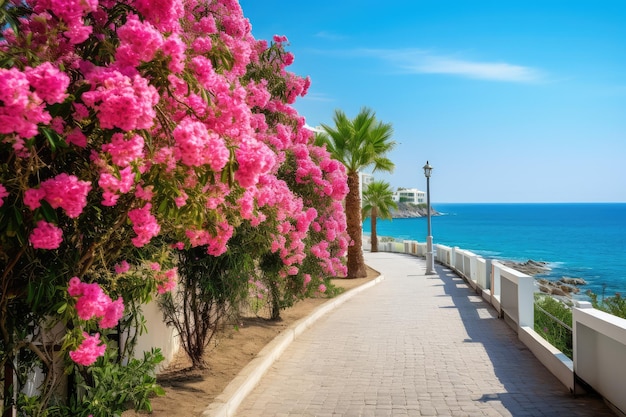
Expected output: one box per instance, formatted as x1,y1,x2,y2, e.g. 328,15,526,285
18,348,164,417
534,294,573,359
586,291,626,319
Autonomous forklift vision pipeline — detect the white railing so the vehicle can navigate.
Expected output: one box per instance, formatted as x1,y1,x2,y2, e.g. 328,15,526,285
373,237,626,416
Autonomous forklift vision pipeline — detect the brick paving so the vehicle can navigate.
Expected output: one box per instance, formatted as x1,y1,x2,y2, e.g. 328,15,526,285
234,252,615,416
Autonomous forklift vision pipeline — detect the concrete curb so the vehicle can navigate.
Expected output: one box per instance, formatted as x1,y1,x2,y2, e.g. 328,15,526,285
201,274,386,417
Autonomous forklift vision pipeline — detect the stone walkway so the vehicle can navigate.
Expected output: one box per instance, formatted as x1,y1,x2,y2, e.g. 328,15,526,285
234,252,614,416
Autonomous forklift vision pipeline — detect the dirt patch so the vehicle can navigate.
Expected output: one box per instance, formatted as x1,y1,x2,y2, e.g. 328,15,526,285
122,266,380,416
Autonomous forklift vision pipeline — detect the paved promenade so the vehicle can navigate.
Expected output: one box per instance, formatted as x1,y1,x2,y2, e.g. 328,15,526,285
234,252,614,417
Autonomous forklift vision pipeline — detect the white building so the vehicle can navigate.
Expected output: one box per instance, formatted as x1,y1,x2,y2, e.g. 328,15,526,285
359,172,374,202
393,188,426,204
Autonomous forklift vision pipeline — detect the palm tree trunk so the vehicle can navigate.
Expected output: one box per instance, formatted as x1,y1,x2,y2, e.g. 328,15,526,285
346,172,367,278
371,207,378,252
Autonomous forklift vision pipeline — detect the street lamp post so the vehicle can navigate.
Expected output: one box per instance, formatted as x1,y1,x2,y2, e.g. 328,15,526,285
423,161,435,275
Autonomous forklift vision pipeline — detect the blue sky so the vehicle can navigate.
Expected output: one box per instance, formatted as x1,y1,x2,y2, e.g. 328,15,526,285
239,1,626,203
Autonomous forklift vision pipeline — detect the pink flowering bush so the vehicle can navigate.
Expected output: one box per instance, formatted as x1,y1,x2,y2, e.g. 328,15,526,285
0,0,348,414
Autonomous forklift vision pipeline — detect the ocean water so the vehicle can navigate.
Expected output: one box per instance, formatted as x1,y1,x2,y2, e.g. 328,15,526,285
362,203,626,296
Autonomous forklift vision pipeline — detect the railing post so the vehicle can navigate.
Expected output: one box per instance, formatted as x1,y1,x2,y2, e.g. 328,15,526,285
484,259,492,290
450,246,457,270
469,255,478,283
518,275,535,328
492,262,501,298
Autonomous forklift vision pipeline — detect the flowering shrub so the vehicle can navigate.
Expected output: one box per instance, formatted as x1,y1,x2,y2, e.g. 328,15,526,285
0,0,349,413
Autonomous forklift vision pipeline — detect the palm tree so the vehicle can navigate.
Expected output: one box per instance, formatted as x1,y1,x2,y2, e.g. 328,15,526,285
362,180,397,253
316,107,396,278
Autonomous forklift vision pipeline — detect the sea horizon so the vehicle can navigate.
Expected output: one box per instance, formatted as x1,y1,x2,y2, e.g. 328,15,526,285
363,202,626,297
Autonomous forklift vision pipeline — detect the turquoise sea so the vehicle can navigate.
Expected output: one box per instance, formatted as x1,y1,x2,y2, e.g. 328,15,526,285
362,203,626,296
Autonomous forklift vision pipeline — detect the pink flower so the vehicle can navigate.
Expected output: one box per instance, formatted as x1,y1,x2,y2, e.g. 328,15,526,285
0,67,51,139
173,117,229,171
83,68,159,131
134,185,154,201
303,274,312,286
318,284,327,293
99,298,125,328
115,15,164,67
194,15,217,34
0,184,9,207
101,133,144,167
29,221,63,249
74,285,109,320
39,173,92,218
133,0,184,32
273,35,288,43
98,167,135,206
157,268,178,294
68,277,124,328
114,261,130,274
186,229,210,247
162,34,186,73
237,191,254,219
128,203,160,247
69,333,106,366
25,62,70,104
73,103,89,120
235,139,276,188
67,277,82,297
174,191,188,208
66,128,88,147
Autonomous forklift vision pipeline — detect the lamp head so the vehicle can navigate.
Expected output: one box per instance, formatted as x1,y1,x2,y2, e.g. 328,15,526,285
423,161,433,178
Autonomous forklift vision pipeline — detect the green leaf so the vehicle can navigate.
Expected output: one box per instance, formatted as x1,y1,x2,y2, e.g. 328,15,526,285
39,200,58,223
12,205,23,226
41,127,61,152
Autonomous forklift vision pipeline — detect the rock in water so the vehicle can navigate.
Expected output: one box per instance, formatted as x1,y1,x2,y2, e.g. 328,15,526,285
502,259,551,276
559,277,587,286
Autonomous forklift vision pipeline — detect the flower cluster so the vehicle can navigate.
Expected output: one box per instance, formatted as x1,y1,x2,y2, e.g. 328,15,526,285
128,204,161,247
82,68,159,131
156,267,178,294
0,184,8,207
0,64,69,141
25,174,92,218
101,133,145,167
29,221,63,250
67,277,124,329
69,332,107,367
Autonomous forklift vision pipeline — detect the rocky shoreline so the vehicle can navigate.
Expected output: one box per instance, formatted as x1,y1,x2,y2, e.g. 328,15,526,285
502,259,587,298
391,202,440,218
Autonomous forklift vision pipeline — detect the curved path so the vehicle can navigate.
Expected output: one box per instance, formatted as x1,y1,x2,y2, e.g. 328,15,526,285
234,252,614,416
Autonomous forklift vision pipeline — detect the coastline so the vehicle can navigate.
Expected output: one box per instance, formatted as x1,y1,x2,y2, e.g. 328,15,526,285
389,202,440,218
363,232,593,299
362,203,626,296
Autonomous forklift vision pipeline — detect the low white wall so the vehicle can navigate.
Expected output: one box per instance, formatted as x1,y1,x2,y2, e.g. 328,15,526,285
126,299,181,372
574,305,626,415
519,326,574,391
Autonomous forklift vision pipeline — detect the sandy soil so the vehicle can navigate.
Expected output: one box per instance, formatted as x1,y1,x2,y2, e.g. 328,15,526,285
122,266,380,416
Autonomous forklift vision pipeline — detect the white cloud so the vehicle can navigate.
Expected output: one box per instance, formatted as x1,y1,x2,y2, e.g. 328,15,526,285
364,48,544,83
304,123,324,133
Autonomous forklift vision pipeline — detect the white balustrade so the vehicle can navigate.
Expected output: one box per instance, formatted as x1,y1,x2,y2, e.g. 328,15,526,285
367,233,626,415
